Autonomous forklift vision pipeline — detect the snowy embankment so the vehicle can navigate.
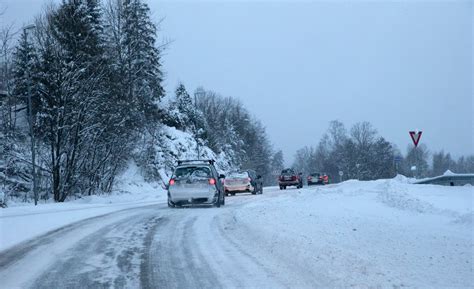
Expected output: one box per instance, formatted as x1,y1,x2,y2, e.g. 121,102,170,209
0,163,166,252
223,177,473,288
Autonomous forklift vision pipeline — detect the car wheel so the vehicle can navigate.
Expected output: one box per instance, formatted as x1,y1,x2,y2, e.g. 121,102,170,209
283,186,287,190
231,193,236,196
279,186,283,190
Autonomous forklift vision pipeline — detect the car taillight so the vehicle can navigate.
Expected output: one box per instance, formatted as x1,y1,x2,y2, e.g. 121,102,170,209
209,178,216,185
292,176,297,181
169,179,175,186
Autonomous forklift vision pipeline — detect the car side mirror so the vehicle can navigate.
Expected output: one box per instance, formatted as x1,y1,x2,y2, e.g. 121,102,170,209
219,174,226,179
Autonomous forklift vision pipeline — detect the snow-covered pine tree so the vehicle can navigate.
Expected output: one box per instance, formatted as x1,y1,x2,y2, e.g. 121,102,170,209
370,137,395,179
33,0,109,201
11,30,37,128
121,0,163,124
167,83,196,131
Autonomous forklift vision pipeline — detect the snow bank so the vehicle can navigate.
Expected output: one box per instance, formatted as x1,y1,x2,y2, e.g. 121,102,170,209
224,177,473,287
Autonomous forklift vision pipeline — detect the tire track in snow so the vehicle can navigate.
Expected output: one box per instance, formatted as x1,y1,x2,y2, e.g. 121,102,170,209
0,205,161,289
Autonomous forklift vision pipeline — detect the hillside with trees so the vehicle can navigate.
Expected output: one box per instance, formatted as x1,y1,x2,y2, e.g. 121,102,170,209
0,0,274,204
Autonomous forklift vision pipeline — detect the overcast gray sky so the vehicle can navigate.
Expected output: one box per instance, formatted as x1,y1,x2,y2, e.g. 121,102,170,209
2,0,473,163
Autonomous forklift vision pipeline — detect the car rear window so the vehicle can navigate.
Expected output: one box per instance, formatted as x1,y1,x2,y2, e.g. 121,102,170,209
281,169,294,174
228,171,249,178
174,166,211,180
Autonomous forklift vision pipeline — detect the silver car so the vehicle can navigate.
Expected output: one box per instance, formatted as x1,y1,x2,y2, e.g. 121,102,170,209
167,160,225,208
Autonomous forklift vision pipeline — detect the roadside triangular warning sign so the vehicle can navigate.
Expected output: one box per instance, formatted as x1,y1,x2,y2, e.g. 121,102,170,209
409,131,422,147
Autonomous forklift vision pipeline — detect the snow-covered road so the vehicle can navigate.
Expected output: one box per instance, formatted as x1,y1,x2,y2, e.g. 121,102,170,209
0,179,472,288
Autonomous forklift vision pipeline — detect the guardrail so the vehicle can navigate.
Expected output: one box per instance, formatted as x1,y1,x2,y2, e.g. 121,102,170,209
415,174,474,186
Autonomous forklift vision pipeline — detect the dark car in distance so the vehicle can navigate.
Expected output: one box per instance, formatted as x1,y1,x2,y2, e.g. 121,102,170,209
278,168,303,190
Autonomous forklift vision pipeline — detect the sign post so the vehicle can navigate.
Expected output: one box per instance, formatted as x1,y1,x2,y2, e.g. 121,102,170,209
338,170,343,183
409,130,423,178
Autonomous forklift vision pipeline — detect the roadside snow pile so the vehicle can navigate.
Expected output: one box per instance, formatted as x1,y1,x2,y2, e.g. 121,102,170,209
0,162,166,252
226,178,473,288
138,125,234,182
380,178,472,220
112,161,165,197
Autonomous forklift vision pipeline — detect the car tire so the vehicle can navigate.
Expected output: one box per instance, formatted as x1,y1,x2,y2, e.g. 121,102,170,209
231,193,236,196
279,186,283,190
283,186,287,190
251,187,257,195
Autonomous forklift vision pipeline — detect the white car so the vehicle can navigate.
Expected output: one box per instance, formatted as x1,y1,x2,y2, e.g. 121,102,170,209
224,170,263,195
224,171,254,195
167,160,225,208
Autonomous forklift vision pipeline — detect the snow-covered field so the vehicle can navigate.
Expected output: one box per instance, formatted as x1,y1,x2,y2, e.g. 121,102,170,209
0,176,472,288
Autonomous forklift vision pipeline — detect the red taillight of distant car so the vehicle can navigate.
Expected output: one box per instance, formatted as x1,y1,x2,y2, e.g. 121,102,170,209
209,178,216,185
169,179,175,186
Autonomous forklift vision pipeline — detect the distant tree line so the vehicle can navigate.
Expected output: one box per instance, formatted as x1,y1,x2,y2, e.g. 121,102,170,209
292,120,474,181
0,0,275,202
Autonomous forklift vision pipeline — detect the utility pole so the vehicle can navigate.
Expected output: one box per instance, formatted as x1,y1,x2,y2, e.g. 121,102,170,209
194,88,205,160
24,24,37,205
